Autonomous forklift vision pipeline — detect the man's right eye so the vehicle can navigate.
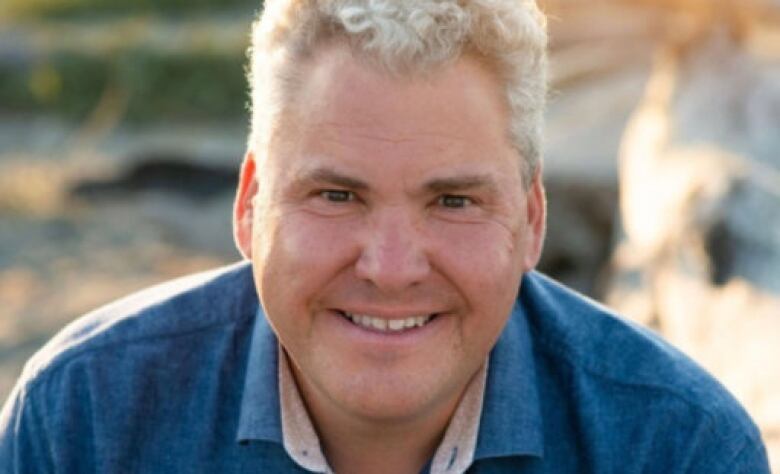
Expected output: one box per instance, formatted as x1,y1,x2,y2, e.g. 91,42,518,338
320,190,355,202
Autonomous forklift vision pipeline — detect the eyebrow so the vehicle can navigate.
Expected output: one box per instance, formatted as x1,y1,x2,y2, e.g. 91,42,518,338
423,174,499,194
296,167,370,191
294,167,499,195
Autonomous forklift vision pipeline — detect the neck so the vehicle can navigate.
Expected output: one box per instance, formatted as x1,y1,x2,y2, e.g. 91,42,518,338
312,396,460,474
291,372,468,474
324,421,444,474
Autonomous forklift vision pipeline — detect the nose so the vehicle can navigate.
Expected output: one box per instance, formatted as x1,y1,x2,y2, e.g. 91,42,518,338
354,207,431,293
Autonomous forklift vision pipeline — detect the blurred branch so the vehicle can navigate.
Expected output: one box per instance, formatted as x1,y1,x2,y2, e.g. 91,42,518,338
66,81,127,161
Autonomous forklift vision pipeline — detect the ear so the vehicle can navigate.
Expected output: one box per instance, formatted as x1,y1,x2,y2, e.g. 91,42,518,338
522,170,547,271
233,151,259,259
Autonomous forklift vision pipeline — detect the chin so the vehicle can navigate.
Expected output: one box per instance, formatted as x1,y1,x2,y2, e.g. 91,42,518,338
342,389,438,423
323,368,462,424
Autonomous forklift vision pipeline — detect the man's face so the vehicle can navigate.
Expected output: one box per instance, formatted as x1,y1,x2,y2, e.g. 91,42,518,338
235,45,545,425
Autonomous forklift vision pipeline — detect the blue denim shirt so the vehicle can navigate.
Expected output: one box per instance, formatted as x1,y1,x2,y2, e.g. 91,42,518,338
0,262,769,473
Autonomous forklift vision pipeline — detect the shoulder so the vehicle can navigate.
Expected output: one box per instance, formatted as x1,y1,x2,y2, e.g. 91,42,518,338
518,271,767,469
521,271,733,403
0,261,262,471
18,261,257,391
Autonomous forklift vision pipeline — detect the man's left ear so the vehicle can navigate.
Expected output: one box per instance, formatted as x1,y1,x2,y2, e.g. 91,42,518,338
522,170,547,271
233,151,259,259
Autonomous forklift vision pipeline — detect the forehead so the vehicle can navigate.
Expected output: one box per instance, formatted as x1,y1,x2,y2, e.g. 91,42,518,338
267,43,520,180
302,46,506,129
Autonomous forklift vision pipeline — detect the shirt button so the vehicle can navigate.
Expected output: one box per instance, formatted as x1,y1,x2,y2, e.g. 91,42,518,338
447,446,458,470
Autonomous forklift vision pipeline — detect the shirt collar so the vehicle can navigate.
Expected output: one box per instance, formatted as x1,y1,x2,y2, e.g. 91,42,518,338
277,345,332,473
237,307,282,444
474,298,544,460
427,358,487,474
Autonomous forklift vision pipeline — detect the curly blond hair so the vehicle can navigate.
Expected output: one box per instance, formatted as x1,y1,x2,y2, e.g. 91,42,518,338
247,0,548,185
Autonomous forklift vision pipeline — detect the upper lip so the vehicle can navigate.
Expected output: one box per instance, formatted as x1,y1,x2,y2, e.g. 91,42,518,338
335,308,440,320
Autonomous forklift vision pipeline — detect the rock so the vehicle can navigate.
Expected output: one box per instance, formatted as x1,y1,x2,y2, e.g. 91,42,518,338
69,156,238,201
540,178,618,297
607,28,780,468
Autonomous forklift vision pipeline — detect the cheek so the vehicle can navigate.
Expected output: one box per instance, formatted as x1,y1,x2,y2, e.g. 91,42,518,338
282,213,361,262
253,212,359,299
429,221,524,321
429,221,523,280
426,224,521,355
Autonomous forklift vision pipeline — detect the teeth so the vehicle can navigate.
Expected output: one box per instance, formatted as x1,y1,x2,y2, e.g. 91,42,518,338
371,318,387,331
388,319,405,331
345,313,433,332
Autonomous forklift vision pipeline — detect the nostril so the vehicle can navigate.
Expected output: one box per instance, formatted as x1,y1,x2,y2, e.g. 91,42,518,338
355,246,431,290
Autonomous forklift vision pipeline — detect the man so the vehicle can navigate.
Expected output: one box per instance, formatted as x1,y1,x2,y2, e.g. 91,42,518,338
0,0,770,472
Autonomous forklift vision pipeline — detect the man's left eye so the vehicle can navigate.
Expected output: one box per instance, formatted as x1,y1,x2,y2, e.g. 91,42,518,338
438,195,473,208
320,190,355,202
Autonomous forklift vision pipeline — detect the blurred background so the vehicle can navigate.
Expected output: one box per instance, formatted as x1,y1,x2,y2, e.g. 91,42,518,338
1,0,778,468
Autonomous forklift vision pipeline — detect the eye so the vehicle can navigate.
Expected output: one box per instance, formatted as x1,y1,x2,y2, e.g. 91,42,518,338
320,190,355,203
437,194,473,209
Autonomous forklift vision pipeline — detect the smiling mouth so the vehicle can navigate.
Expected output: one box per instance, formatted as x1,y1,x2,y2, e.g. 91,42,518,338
337,311,437,333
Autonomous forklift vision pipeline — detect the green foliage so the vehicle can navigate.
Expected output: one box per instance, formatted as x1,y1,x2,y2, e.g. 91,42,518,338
2,0,262,19
0,52,107,118
115,49,248,121
0,49,248,122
